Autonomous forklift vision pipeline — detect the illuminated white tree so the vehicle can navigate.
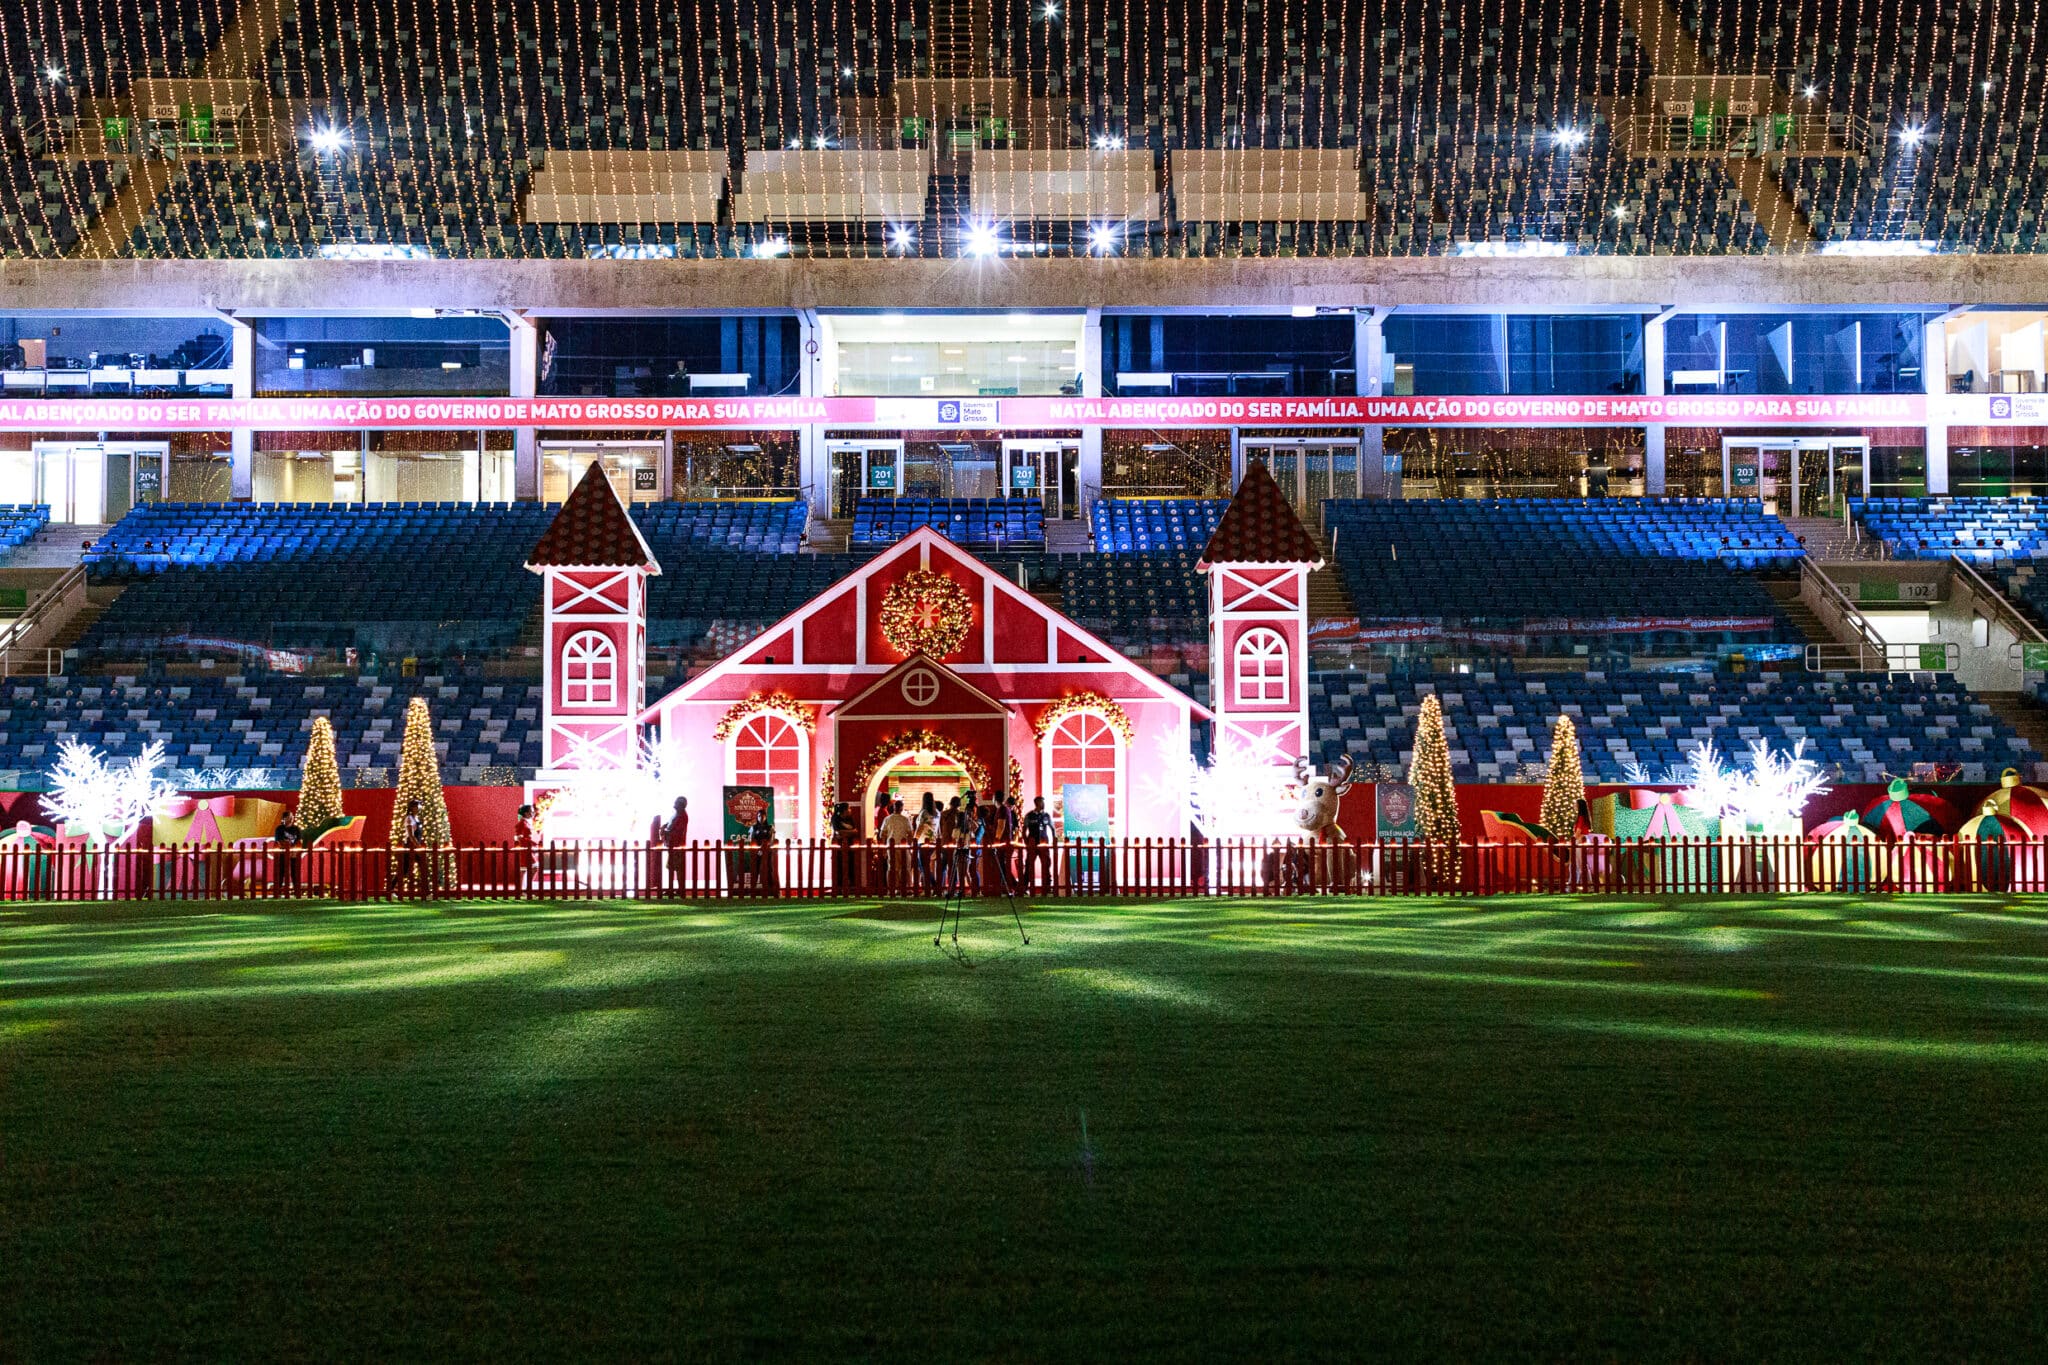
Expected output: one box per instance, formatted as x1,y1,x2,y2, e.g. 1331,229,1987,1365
42,739,180,899
1680,739,1831,832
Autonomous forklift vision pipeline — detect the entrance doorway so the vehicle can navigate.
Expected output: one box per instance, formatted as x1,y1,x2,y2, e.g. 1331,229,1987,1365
828,439,906,517
1238,436,1361,529
541,440,663,504
1000,438,1081,518
13,442,168,523
866,750,970,835
1720,436,1869,517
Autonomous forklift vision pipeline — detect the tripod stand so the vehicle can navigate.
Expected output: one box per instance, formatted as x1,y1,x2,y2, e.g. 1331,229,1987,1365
934,840,1030,955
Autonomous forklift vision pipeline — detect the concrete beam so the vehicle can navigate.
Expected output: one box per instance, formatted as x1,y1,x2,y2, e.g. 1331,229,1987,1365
1,255,2041,316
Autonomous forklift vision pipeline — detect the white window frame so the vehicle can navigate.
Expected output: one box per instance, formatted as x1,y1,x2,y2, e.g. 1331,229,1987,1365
1234,626,1289,707
562,629,619,708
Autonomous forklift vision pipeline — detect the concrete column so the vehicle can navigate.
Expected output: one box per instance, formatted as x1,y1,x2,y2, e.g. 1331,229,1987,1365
1078,308,1103,517
1643,311,1668,495
506,311,540,501
797,309,828,518
1924,314,1950,495
228,317,254,499
1357,309,1387,498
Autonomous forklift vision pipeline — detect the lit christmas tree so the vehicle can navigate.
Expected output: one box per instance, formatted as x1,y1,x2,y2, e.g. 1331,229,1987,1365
392,696,452,886
297,716,346,837
1539,715,1585,840
1409,693,1462,884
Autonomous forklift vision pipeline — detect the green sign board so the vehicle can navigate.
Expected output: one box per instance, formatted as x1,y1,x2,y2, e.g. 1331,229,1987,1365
103,116,129,141
900,115,927,141
1731,463,1759,488
0,587,26,613
1919,644,1949,671
979,116,1010,143
2023,642,2048,672
1860,578,1901,602
867,465,895,490
1061,783,1110,840
722,785,775,841
1377,782,1418,841
1010,464,1037,491
180,103,214,142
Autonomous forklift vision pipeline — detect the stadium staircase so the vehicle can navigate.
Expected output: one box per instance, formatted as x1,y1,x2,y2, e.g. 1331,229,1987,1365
1044,519,1094,554
807,517,851,554
1763,579,1830,655
1783,515,1875,562
11,523,109,569
1981,693,2048,769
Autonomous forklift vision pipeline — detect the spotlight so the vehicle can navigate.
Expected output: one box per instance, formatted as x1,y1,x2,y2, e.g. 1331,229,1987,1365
308,124,350,153
788,137,802,148
1553,126,1586,150
1899,125,1926,146
1802,84,1817,99
752,236,790,259
1613,205,1631,221
964,221,1001,257
813,136,832,149
1042,1,1059,16
888,224,915,253
842,67,855,77
1093,132,1125,150
44,66,63,84
1087,222,1120,254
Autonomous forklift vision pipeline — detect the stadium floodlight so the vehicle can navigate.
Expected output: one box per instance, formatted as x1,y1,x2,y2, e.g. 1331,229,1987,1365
1093,133,1125,150
1802,84,1817,99
1042,2,1059,17
842,67,855,77
752,236,791,259
887,224,915,253
308,124,350,153
44,66,63,84
813,136,832,149
787,137,802,148
964,221,1002,257
1552,126,1586,150
1087,223,1120,255
1613,205,1631,221
1899,125,1926,146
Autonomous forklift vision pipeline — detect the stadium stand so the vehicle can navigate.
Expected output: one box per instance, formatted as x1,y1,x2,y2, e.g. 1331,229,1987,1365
0,505,51,556
850,497,1044,549
1308,667,2043,784
1091,498,1226,553
1850,497,2048,560
0,670,543,785
1321,499,1805,647
75,499,810,658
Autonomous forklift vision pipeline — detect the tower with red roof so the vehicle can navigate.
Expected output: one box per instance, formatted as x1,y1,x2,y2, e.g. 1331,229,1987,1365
526,464,661,778
1196,462,1325,767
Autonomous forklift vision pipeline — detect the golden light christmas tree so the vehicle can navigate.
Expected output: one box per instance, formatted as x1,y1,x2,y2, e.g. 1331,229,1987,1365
1539,715,1586,840
297,716,346,837
1409,692,1462,885
392,696,453,884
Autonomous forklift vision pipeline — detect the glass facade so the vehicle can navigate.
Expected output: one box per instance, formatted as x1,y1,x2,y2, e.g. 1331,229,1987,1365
1104,314,1356,396
0,315,233,394
1382,314,1644,396
539,317,801,397
255,315,511,396
1663,312,1932,395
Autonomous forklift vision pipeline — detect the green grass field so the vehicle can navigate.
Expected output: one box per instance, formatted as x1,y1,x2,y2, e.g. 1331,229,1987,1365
7,892,2048,1358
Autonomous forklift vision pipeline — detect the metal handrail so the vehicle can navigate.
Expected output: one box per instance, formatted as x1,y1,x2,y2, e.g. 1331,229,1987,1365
0,564,85,654
1949,554,2047,645
1798,557,1894,670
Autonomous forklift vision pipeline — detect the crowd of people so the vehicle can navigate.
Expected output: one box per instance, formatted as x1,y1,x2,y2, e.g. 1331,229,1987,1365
827,788,1060,896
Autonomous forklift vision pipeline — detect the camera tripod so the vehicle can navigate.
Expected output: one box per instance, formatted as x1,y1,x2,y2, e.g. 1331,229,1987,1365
934,841,1030,956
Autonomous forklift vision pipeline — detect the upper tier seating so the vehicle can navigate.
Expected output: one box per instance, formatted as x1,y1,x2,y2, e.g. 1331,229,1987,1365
76,498,811,657
1308,667,2042,783
1850,497,2048,560
1091,498,1227,553
850,497,1044,549
1322,498,1804,630
0,505,50,556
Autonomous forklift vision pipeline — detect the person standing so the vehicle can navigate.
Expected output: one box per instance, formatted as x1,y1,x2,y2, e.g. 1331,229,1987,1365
272,803,303,897
391,797,427,895
749,805,779,897
662,795,690,896
514,803,539,892
914,793,942,892
937,796,965,893
1022,796,1054,893
829,800,859,891
878,799,914,894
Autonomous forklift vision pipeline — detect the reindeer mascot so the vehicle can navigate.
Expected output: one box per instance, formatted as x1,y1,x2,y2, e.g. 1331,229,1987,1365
1264,755,1370,893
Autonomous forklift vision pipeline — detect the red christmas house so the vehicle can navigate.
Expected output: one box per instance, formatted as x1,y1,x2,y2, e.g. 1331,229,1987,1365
1198,460,1322,768
644,528,1207,840
526,463,660,779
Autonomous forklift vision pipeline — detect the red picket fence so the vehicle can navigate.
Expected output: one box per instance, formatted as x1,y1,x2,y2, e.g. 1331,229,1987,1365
0,836,2040,902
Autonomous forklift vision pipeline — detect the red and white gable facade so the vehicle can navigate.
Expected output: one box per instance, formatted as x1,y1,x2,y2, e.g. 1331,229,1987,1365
645,528,1206,839
1198,461,1324,768
525,463,659,781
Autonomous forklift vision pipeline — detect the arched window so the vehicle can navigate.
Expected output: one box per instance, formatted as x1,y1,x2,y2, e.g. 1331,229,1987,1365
730,713,808,836
1043,710,1123,834
562,630,618,708
1234,627,1289,706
